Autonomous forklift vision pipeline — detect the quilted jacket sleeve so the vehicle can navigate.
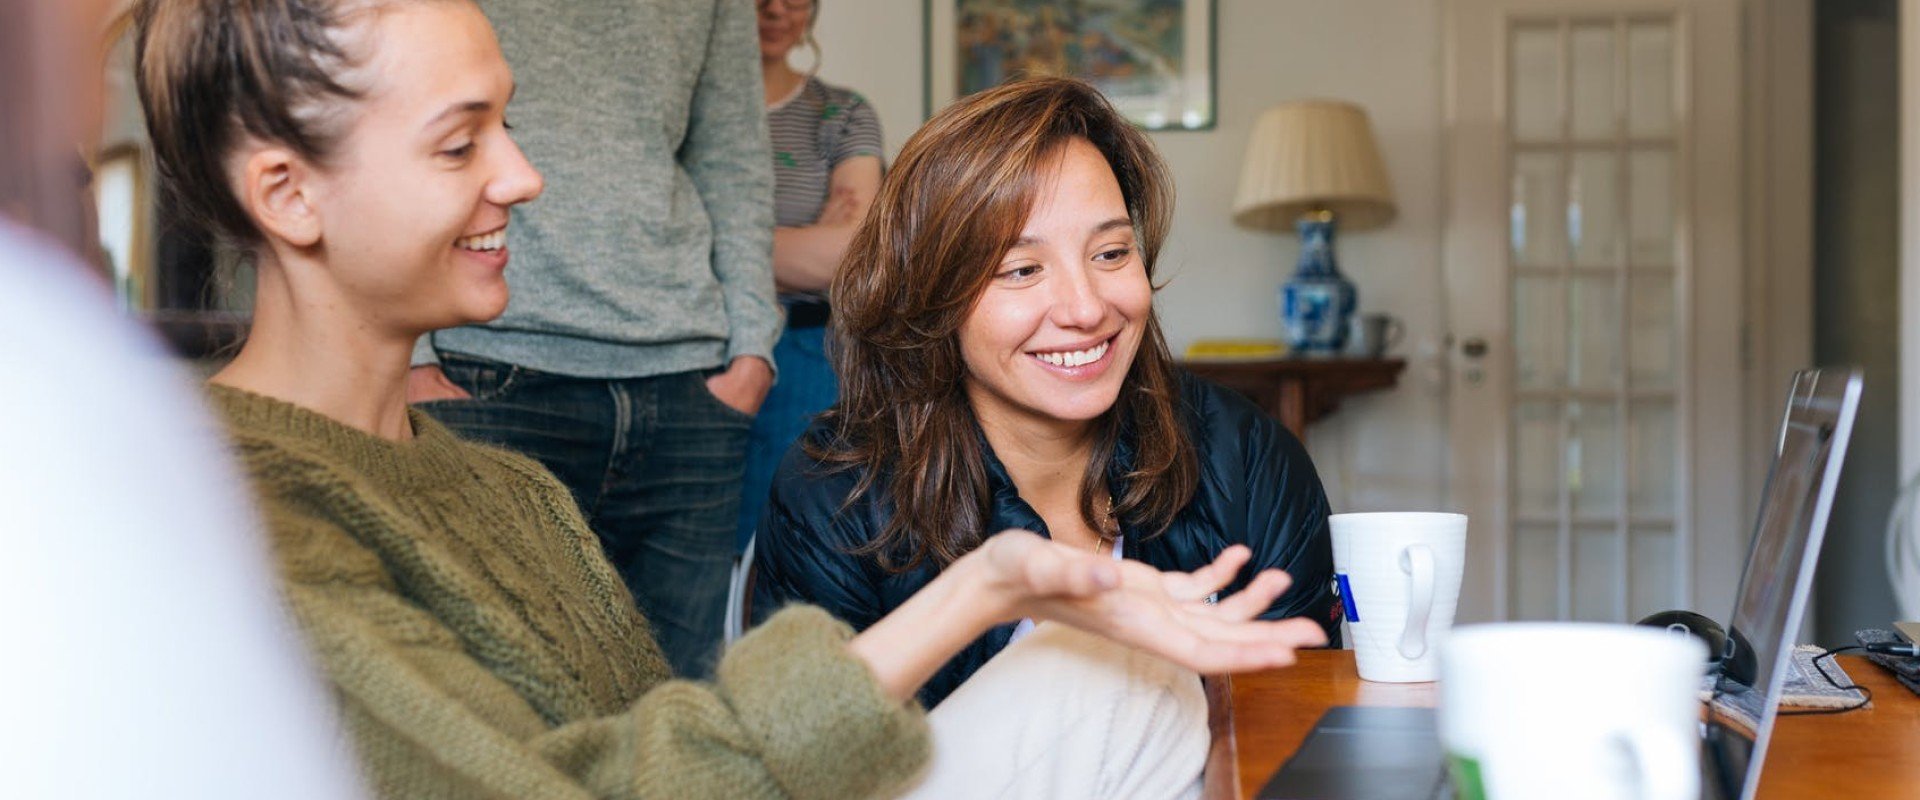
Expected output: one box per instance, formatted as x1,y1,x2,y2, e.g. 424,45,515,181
751,440,888,633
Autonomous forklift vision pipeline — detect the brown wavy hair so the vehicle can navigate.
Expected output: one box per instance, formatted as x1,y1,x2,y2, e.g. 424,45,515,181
815,76,1197,571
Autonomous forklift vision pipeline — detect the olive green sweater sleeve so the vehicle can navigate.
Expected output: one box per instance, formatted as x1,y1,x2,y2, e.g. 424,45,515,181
284,550,926,800
208,386,928,799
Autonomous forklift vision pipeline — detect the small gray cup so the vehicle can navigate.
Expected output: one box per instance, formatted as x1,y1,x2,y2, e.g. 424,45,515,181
1346,313,1404,358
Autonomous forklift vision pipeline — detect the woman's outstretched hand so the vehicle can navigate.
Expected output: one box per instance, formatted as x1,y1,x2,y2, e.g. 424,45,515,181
848,528,1328,703
980,529,1329,674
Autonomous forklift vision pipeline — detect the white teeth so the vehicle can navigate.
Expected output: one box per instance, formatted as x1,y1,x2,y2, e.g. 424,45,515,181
1034,340,1109,368
456,230,506,251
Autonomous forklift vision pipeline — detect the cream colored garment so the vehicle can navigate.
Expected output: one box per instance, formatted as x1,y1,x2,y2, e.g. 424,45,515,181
0,221,367,799
900,621,1208,800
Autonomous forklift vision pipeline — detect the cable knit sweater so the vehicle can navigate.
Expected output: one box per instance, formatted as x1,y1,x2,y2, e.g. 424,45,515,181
207,385,929,799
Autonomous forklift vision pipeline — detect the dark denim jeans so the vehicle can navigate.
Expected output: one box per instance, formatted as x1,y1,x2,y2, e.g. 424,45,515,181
737,324,839,551
418,353,750,678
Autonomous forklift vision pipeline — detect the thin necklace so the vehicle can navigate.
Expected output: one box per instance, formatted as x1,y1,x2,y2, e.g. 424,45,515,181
1092,494,1115,554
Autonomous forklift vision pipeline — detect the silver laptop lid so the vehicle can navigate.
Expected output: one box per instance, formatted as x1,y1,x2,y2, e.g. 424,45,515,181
1712,368,1862,800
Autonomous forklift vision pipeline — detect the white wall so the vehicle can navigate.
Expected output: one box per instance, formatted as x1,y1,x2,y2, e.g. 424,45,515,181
813,0,1450,512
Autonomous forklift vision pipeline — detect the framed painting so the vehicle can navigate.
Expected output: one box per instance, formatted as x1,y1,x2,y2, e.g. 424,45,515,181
925,0,1216,130
90,144,149,311
92,17,251,358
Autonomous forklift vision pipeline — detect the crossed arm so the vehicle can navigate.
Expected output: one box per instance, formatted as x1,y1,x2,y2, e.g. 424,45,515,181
771,155,882,294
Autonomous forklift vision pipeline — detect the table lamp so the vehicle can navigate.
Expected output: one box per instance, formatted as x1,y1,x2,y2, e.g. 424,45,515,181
1232,100,1396,356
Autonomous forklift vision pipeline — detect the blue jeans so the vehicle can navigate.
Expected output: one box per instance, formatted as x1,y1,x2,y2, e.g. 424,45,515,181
418,354,750,678
737,324,839,550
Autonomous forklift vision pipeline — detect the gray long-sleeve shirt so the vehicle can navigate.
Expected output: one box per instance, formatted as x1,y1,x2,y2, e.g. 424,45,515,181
414,0,780,379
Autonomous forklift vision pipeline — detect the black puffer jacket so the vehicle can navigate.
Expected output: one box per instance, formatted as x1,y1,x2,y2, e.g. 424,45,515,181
752,372,1339,708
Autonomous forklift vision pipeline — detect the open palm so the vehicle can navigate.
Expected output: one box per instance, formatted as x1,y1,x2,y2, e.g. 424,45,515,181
985,530,1330,674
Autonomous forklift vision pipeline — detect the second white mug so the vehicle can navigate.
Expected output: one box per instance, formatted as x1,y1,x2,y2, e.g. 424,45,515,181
1439,624,1706,800
1330,512,1467,682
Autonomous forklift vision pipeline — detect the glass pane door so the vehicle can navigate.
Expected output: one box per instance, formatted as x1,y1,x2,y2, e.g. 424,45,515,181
1505,15,1681,622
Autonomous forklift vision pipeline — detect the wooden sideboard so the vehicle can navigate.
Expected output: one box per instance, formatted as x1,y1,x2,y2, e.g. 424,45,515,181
1179,358,1407,441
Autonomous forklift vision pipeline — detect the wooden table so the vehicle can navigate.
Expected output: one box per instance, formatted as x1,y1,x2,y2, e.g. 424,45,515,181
1179,358,1406,442
1205,651,1920,800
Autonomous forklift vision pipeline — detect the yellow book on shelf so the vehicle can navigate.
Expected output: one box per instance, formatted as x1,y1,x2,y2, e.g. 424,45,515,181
1184,338,1288,361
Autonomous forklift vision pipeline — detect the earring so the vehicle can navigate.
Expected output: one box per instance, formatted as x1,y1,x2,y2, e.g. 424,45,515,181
796,32,822,76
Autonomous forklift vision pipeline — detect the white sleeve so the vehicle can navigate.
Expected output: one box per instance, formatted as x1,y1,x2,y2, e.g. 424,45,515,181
0,222,369,800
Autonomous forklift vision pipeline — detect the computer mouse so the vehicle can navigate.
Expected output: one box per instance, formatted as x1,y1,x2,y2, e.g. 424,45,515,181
1637,609,1728,671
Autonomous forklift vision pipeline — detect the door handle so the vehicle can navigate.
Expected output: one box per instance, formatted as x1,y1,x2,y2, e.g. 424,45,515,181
1458,337,1489,385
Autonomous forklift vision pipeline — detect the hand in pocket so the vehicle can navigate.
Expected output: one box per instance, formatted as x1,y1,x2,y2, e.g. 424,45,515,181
703,357,772,416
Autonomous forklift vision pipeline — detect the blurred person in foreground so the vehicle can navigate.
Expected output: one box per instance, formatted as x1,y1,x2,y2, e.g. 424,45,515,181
127,0,1326,796
0,0,364,796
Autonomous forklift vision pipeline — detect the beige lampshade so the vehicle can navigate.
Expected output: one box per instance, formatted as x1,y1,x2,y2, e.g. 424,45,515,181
1232,100,1397,232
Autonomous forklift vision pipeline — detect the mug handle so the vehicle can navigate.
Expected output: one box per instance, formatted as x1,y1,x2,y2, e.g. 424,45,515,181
1619,725,1699,800
1398,544,1435,659
1385,317,1406,350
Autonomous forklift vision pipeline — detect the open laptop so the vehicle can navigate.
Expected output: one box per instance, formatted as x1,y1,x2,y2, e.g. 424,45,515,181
1700,367,1862,799
1257,368,1863,800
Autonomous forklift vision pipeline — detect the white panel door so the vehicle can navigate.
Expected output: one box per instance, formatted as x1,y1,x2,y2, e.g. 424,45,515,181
1444,0,1745,624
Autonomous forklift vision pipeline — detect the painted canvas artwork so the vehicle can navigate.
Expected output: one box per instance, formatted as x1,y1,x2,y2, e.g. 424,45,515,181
932,0,1213,130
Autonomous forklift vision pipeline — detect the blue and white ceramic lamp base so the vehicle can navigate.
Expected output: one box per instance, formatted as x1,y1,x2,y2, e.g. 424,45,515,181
1280,214,1357,357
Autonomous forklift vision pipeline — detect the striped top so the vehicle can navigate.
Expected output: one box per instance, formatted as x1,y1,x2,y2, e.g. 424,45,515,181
769,77,884,227
769,77,883,306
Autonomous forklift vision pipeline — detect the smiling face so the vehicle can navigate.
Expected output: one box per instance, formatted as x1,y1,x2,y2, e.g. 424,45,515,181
958,137,1152,435
757,0,812,61
300,0,542,335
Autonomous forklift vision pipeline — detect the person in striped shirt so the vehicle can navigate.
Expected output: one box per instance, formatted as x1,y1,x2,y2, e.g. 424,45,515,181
738,0,887,551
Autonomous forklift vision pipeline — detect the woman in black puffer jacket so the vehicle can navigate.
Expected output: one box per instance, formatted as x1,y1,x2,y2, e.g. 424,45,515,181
751,76,1340,710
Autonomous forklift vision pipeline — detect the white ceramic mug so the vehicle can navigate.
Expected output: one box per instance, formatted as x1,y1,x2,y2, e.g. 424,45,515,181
1329,512,1467,682
1439,624,1707,800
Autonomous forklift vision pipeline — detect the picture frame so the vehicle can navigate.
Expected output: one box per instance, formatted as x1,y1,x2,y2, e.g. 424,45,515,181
93,20,251,358
90,144,150,311
924,0,1217,131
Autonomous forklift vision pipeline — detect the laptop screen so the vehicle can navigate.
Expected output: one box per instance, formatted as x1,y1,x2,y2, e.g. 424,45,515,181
1708,368,1861,800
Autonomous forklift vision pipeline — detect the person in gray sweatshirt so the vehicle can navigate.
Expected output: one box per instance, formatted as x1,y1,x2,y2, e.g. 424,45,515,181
406,0,780,678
